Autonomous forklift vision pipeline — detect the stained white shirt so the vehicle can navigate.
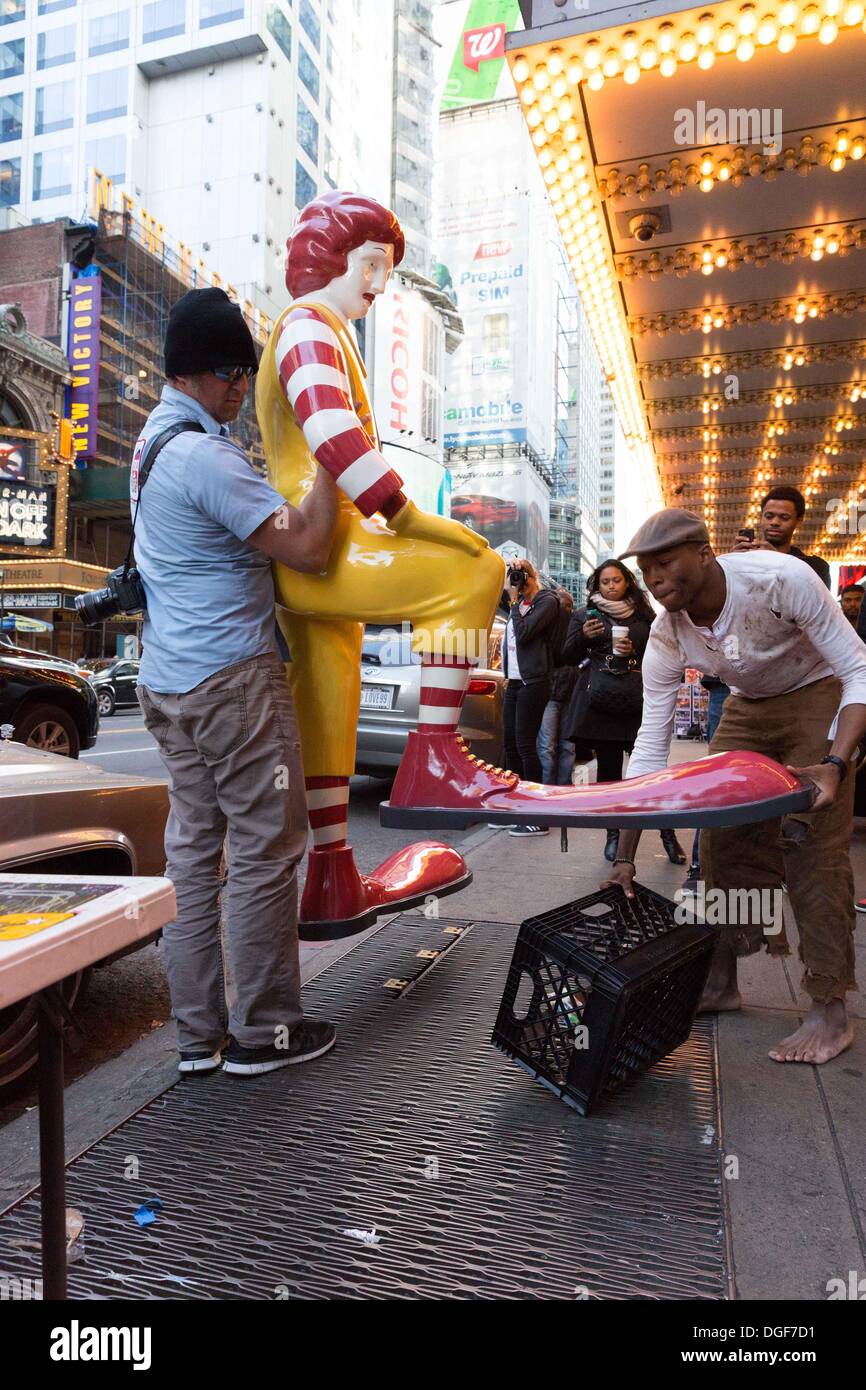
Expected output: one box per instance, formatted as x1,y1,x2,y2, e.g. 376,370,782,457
628,550,866,778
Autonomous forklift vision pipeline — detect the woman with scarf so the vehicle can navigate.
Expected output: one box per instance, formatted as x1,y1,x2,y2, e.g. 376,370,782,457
561,558,688,865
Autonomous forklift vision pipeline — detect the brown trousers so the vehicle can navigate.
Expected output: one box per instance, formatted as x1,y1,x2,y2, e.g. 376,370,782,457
138,654,309,1051
700,676,857,1003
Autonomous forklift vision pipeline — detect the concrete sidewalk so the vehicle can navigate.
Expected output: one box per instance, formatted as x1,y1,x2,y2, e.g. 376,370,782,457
415,738,865,1302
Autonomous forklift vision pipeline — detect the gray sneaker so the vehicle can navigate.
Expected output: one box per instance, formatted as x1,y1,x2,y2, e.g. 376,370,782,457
222,1019,337,1075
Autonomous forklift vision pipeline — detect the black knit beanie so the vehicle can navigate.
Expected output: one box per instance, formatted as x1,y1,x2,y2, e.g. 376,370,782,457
163,287,259,378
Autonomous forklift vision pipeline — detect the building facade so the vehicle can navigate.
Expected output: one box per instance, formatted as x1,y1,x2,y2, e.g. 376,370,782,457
597,380,615,557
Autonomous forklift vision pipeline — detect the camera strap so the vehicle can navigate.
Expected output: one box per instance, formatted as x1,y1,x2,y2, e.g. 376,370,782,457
124,421,206,575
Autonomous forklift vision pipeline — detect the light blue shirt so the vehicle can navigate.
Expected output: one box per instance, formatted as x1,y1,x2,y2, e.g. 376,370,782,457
132,385,286,693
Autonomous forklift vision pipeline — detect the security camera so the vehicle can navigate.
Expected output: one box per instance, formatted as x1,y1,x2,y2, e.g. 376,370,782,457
628,211,663,243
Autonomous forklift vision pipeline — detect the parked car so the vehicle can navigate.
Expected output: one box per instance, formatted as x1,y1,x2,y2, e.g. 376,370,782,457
450,494,519,531
0,645,98,757
0,738,169,1091
88,657,141,716
355,618,506,777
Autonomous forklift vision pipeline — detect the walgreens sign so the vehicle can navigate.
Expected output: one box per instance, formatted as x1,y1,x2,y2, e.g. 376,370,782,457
462,22,506,73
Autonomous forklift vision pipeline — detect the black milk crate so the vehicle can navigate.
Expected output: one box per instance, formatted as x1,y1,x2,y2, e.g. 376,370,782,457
492,883,716,1115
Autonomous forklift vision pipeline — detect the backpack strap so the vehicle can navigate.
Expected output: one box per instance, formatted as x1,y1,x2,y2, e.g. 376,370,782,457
125,420,207,575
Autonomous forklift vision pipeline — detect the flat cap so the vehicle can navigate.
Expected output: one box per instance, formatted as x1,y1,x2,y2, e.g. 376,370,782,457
619,508,710,559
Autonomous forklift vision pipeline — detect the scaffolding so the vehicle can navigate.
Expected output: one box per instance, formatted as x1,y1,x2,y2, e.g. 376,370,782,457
92,208,266,475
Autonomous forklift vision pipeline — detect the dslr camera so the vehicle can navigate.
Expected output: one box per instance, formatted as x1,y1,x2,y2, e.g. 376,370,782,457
508,565,527,589
75,563,147,628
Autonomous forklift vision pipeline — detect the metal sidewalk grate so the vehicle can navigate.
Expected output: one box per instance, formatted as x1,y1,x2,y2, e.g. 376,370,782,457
0,915,728,1300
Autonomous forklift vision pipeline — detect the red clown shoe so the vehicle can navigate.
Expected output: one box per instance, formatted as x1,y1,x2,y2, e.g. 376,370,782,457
382,731,813,830
299,839,471,941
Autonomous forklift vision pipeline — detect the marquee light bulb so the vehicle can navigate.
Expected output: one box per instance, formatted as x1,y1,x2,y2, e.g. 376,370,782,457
698,45,716,66
738,3,758,32
624,60,640,82
801,5,820,30
622,30,639,59
547,49,564,76
587,68,604,90
778,25,797,46
779,0,799,20
717,22,738,49
602,49,620,76
566,60,583,83
819,17,838,39
737,34,756,56
757,13,778,42
660,53,678,75
583,40,601,69
533,65,549,90
640,40,657,67
512,56,529,83
678,31,698,59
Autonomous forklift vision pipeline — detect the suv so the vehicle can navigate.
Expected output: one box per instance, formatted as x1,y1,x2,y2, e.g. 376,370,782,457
88,658,141,716
0,645,98,757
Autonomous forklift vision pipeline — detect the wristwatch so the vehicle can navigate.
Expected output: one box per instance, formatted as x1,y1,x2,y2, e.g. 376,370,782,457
820,754,848,782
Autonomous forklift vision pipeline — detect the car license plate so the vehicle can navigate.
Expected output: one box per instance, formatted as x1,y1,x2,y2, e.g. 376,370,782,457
360,684,394,711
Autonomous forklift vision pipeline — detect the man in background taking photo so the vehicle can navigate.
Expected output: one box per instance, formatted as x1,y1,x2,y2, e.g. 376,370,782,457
734,484,830,588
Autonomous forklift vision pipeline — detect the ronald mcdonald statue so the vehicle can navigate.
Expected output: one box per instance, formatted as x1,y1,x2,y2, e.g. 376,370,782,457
257,190,814,940
257,189,507,938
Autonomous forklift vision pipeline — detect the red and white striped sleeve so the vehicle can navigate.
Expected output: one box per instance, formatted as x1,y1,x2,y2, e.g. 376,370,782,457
274,305,406,520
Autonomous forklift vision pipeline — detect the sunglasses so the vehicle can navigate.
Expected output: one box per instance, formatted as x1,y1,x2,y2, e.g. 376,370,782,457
212,365,257,383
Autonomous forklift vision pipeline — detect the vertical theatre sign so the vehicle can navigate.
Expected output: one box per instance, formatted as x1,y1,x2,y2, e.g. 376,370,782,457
67,275,102,460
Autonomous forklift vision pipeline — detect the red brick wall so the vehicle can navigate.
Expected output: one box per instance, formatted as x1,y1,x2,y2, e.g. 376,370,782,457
0,220,66,340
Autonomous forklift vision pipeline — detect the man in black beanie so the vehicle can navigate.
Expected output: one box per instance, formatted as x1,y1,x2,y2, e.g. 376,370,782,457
133,287,339,1077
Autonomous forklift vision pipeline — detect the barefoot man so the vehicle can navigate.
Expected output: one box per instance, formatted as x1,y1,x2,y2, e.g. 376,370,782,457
604,508,866,1065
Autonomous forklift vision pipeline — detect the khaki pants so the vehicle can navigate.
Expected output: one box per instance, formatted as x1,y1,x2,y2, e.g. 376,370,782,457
700,676,857,1003
138,653,309,1051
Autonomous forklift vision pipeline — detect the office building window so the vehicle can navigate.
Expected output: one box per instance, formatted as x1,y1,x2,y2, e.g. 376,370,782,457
299,0,319,49
1,36,24,76
38,0,75,12
295,159,316,211
87,68,126,123
33,144,71,198
266,4,290,60
88,11,129,56
0,155,20,203
35,79,74,134
200,0,243,27
298,43,319,102
36,23,75,67
142,0,185,42
85,132,125,182
296,95,318,164
1,0,25,24
0,92,22,142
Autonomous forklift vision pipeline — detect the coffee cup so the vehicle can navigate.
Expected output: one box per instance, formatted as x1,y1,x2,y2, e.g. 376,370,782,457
611,625,629,650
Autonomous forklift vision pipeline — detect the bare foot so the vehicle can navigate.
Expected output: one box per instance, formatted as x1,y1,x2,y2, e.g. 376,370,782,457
769,1001,854,1064
697,985,741,1014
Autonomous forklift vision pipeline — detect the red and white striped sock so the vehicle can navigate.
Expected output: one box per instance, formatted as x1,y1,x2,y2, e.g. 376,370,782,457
305,776,349,849
418,658,472,734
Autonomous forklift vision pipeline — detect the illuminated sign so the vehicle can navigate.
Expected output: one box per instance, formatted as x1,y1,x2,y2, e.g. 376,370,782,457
67,275,102,461
0,480,55,548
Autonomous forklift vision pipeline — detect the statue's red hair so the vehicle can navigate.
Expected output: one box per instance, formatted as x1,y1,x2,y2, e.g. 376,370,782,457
285,190,405,298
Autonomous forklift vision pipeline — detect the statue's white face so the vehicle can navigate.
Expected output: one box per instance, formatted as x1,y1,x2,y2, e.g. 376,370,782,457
322,240,395,320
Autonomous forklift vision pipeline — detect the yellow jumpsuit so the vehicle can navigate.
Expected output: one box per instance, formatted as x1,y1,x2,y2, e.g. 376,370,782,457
256,300,505,779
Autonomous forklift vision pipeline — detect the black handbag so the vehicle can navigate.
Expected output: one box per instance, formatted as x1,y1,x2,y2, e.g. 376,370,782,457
586,652,643,716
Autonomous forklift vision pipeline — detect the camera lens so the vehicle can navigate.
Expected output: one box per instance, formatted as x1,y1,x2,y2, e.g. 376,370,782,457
74,587,119,627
